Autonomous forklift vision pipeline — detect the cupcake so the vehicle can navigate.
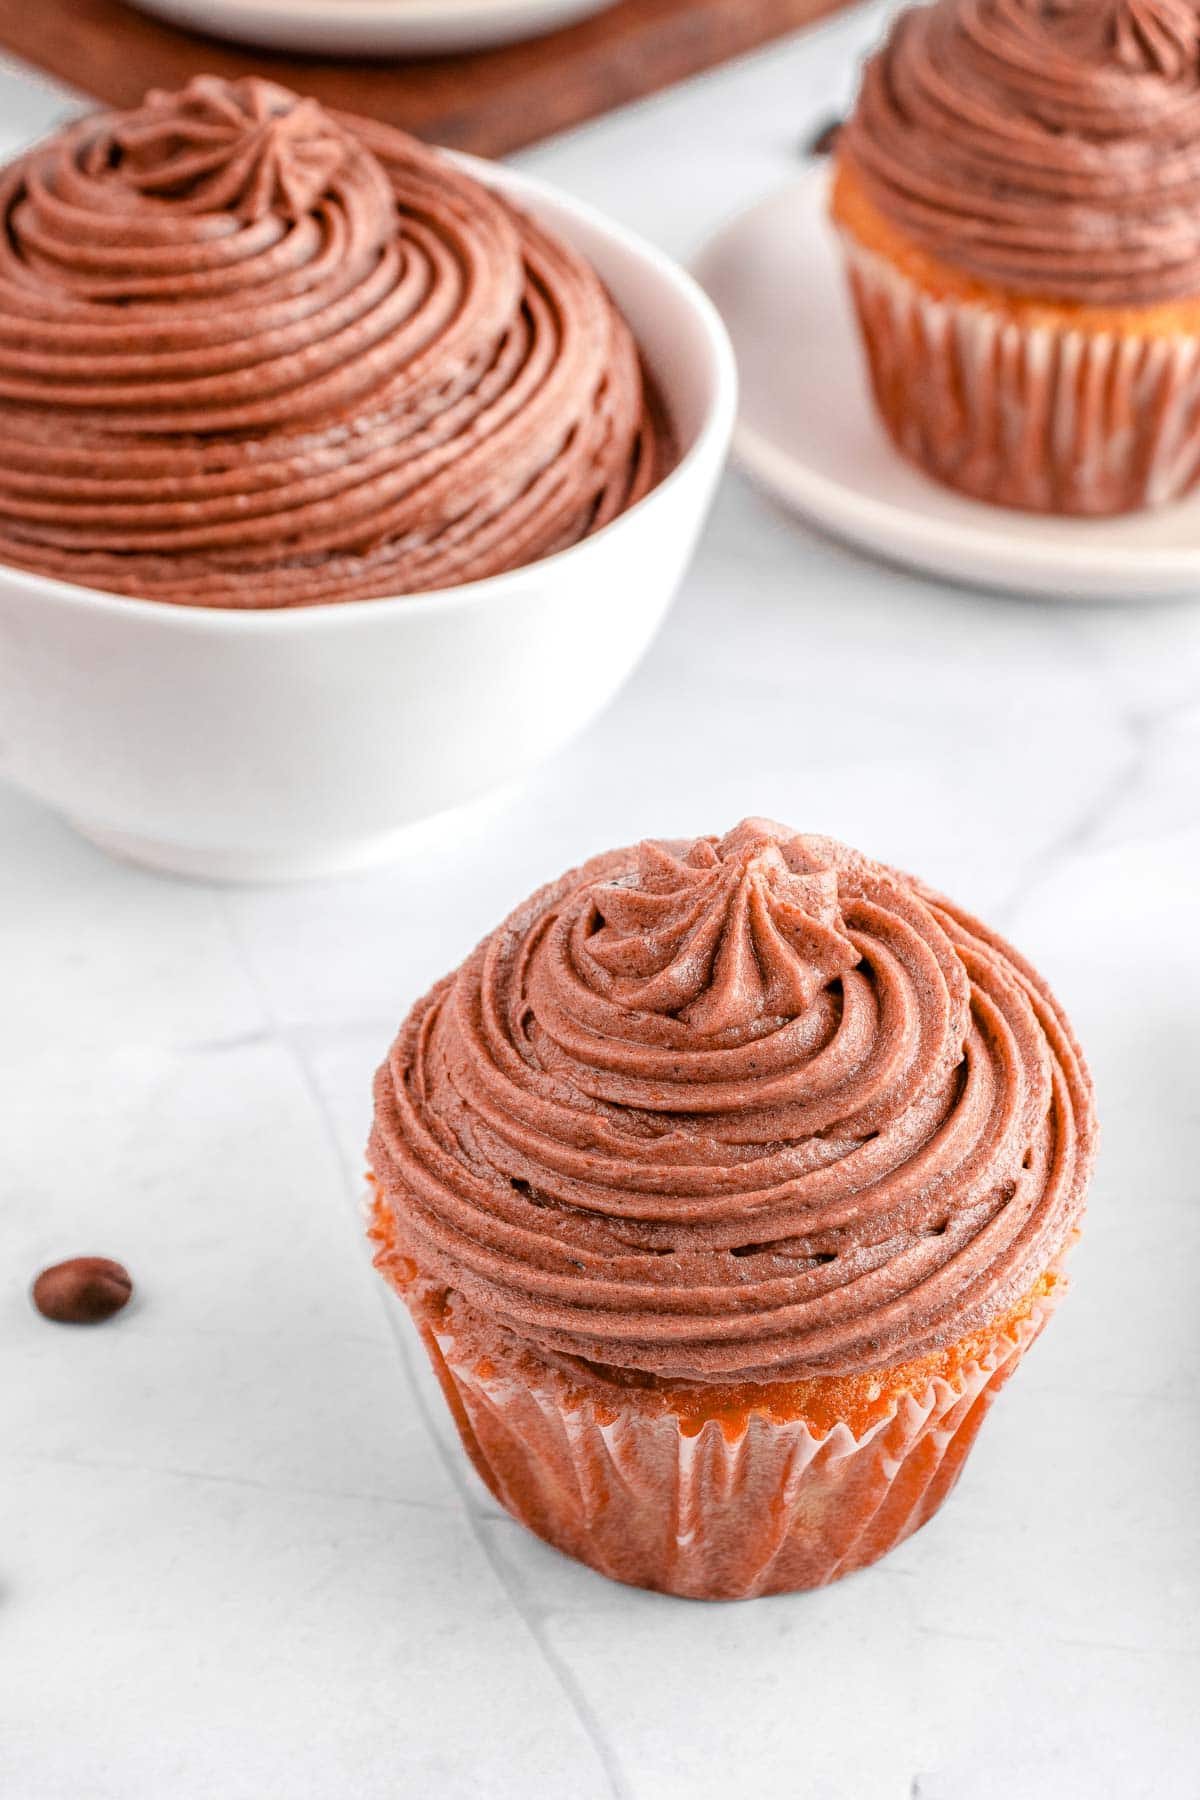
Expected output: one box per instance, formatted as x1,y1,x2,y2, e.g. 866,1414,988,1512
832,0,1200,515
0,77,670,607
368,819,1096,1600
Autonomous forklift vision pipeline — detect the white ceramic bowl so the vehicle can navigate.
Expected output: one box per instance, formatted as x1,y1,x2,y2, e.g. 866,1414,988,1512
0,156,735,882
125,0,619,56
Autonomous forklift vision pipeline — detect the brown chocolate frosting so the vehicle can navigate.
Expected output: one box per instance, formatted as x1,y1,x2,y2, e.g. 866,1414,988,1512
841,0,1200,305
369,820,1096,1385
0,77,667,607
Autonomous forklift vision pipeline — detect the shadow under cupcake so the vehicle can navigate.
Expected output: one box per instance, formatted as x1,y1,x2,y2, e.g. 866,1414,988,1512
368,818,1096,1600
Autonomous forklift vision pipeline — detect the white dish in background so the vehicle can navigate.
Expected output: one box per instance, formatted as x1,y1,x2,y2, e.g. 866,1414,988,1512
0,155,736,883
695,164,1200,604
125,0,618,56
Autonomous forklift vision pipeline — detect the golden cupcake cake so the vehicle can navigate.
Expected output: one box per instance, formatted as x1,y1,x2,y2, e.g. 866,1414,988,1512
0,77,670,606
832,0,1200,515
368,819,1096,1600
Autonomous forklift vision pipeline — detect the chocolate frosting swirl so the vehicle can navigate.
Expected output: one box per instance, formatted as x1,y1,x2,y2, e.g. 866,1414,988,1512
0,77,668,607
370,820,1096,1384
841,0,1200,305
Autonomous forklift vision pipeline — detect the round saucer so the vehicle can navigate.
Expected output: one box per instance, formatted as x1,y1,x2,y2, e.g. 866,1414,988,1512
694,164,1200,603
126,0,618,56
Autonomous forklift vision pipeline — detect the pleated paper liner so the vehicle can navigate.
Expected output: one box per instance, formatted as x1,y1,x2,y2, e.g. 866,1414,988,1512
838,231,1200,516
371,1200,1065,1601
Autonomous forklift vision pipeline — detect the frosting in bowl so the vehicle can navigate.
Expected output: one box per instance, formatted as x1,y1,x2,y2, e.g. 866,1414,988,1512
0,77,669,607
369,820,1096,1384
840,0,1200,306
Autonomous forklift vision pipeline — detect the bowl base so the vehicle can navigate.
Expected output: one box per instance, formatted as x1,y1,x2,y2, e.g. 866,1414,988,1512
67,789,517,884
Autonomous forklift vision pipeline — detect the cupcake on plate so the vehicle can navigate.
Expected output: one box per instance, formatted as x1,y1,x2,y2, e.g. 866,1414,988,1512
368,819,1096,1600
832,0,1200,515
0,77,671,606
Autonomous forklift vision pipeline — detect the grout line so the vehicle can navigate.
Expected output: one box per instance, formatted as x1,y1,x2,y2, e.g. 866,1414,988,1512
217,896,633,1800
993,667,1200,931
911,1619,1200,1662
174,1015,406,1059
16,1445,451,1512
992,718,1148,931
374,1297,635,1800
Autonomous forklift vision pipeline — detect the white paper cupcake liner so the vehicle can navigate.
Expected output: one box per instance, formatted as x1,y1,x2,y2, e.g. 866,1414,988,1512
839,232,1200,515
411,1286,1059,1601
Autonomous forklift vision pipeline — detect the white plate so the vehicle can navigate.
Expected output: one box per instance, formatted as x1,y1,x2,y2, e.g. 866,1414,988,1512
127,0,618,56
694,165,1200,603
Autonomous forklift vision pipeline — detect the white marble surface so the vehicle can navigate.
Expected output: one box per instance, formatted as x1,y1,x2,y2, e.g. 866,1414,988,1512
3,10,1199,1796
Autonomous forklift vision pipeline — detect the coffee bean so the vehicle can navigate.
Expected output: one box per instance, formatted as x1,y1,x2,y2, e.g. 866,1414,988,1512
804,117,843,157
32,1257,133,1324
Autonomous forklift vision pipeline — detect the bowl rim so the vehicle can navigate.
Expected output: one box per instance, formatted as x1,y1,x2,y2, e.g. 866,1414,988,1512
0,150,736,638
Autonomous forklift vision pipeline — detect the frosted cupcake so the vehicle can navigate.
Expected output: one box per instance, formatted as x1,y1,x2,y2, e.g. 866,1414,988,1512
832,0,1200,515
368,819,1096,1600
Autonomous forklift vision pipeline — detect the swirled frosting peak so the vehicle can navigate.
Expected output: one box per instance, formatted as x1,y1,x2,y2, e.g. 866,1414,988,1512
0,77,669,606
586,821,860,1032
370,820,1096,1384
115,79,365,226
841,0,1200,305
1106,0,1200,74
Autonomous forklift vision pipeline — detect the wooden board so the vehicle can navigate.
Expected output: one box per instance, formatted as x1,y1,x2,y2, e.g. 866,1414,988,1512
0,0,856,157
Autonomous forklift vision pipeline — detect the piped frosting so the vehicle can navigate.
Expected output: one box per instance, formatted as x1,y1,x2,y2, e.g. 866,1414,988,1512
0,77,669,606
840,0,1200,306
369,820,1096,1384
